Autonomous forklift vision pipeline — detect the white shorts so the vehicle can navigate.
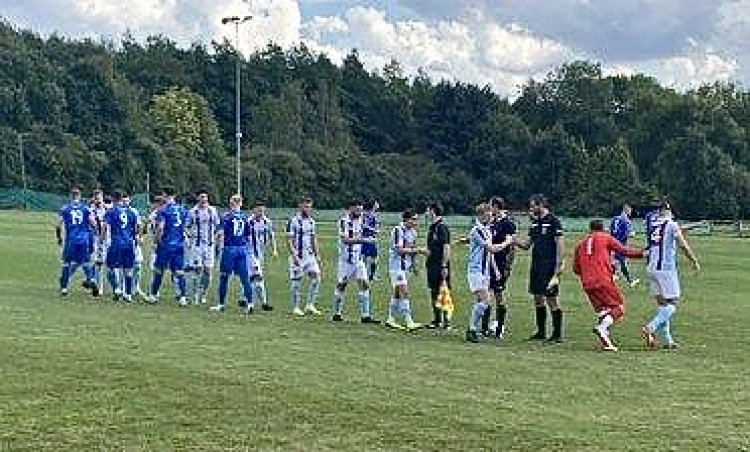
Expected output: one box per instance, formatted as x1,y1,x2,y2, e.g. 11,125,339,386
289,254,320,280
468,272,490,293
189,244,216,268
248,255,264,279
389,269,411,289
337,260,368,284
648,270,681,300
134,244,144,264
93,239,107,264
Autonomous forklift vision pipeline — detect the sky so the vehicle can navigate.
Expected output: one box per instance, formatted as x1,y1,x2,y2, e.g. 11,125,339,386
2,0,748,98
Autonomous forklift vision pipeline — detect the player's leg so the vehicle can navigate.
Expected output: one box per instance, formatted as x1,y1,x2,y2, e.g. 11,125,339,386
528,262,548,340
289,256,304,316
59,242,74,296
589,287,622,351
212,248,234,312
332,260,349,321
304,257,322,315
121,246,136,303
543,265,563,342
356,261,377,323
252,257,271,311
149,246,168,302
171,249,188,306
397,276,419,330
426,266,442,329
466,273,491,343
105,246,121,300
236,252,254,313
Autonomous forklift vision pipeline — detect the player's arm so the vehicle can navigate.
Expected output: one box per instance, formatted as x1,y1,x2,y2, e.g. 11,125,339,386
268,221,278,256
285,221,298,260
609,237,648,259
675,227,700,270
154,217,165,247
514,235,532,250
572,243,581,276
554,234,564,275
55,213,64,246
312,227,322,265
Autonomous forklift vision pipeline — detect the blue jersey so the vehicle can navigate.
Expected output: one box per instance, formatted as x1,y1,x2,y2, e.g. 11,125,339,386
60,201,92,245
609,214,633,244
105,206,138,248
157,202,188,248
221,210,251,247
363,212,379,240
647,217,680,271
468,222,492,275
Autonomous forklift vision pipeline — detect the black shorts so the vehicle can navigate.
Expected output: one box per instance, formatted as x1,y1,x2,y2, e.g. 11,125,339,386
426,264,450,299
529,262,559,297
490,263,510,292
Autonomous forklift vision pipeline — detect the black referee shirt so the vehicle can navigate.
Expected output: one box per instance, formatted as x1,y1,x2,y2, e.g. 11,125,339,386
491,216,516,266
426,218,450,267
529,213,563,264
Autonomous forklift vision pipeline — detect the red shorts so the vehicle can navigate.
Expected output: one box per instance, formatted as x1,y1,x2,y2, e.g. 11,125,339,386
584,284,626,321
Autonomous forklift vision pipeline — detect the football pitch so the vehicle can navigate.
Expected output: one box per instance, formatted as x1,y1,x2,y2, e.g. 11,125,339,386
0,211,748,451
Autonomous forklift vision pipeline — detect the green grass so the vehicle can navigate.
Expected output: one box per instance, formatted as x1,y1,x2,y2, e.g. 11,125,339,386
0,210,748,451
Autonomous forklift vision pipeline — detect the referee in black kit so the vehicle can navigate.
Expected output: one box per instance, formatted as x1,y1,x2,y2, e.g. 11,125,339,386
516,194,565,343
425,202,451,329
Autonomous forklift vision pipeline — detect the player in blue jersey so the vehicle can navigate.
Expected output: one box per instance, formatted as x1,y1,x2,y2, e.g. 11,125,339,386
186,190,220,305
465,203,509,343
57,187,97,296
103,191,139,303
641,200,700,350
148,186,189,305
610,203,639,287
361,200,380,281
122,195,147,298
210,194,254,313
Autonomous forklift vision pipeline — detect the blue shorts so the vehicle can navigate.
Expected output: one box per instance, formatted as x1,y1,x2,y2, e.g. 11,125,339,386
220,246,249,275
154,245,185,272
106,244,135,269
63,241,92,264
361,243,378,258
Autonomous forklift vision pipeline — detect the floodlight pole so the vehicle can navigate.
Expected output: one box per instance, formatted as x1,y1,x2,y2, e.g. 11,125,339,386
17,133,28,209
221,15,252,197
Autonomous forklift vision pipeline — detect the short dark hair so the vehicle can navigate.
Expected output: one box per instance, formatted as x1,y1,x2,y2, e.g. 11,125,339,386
110,190,123,202
364,200,378,210
253,199,266,208
349,199,363,208
590,219,604,231
196,188,209,196
427,202,443,216
402,209,417,220
658,197,672,211
490,196,506,210
529,193,548,208
161,186,176,197
104,196,113,204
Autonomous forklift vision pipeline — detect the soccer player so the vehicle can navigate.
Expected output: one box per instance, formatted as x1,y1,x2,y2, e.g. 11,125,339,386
90,190,107,295
361,200,381,281
186,190,220,305
148,187,189,305
641,200,700,350
425,202,451,329
57,187,97,296
331,200,379,323
515,194,565,343
573,219,647,351
121,195,147,299
244,200,277,311
465,203,509,343
610,203,639,287
210,194,254,313
483,197,516,339
103,191,139,303
286,197,322,316
386,209,428,331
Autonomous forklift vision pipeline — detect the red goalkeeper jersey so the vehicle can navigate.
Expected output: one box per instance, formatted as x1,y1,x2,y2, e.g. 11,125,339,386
573,231,644,290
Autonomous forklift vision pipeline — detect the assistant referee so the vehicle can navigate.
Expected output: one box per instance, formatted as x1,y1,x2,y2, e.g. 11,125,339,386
425,202,451,329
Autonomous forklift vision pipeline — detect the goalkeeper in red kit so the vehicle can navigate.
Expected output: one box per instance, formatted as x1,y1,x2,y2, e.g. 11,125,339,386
573,219,647,351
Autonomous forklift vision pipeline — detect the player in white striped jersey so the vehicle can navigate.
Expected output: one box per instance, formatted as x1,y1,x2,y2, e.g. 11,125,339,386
185,190,220,305
386,209,428,330
240,201,277,311
641,200,700,350
90,190,107,296
286,197,322,316
465,203,509,343
331,200,380,324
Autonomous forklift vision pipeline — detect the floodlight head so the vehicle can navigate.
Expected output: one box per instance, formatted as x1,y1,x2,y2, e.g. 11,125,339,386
221,16,241,24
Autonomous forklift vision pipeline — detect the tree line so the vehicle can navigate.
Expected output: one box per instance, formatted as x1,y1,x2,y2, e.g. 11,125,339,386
0,21,748,218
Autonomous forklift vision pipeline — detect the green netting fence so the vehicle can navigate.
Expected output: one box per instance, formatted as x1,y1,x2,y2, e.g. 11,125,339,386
0,188,150,215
